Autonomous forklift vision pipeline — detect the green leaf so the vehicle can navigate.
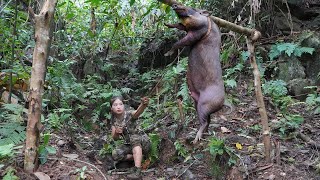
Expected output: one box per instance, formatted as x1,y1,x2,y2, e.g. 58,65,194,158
293,47,315,57
225,79,237,88
46,146,57,154
43,134,50,146
314,106,320,114
276,43,296,57
241,51,250,62
268,45,280,61
0,144,14,158
3,167,19,180
85,0,101,6
148,133,161,161
66,12,75,20
130,0,135,6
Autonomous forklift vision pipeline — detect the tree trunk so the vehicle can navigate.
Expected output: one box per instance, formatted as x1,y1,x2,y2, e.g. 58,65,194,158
90,7,96,35
8,0,18,104
24,0,57,173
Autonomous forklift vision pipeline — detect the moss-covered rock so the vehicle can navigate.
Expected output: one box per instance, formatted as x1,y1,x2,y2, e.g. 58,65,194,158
287,78,313,100
277,56,306,82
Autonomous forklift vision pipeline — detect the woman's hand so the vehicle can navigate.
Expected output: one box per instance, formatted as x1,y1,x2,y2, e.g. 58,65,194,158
115,127,123,134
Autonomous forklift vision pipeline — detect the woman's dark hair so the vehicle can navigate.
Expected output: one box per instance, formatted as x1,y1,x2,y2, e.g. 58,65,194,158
110,95,124,107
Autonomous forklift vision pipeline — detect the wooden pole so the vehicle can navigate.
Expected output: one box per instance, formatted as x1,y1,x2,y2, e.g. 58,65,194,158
246,38,271,162
157,0,261,41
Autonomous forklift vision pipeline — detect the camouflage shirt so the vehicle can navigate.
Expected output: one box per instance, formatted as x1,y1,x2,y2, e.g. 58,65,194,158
111,110,140,143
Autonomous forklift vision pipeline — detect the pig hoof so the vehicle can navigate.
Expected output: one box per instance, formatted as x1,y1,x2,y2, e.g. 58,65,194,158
192,136,201,144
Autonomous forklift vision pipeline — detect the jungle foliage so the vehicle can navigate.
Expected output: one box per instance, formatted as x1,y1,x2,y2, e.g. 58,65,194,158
0,0,319,177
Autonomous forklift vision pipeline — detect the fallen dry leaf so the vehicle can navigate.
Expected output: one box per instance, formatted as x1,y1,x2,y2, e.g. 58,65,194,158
221,127,231,133
34,172,50,180
220,115,228,121
236,142,243,150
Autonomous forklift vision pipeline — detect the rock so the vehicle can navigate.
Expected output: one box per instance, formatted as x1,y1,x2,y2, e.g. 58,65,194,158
280,0,320,30
179,169,195,180
277,56,306,82
280,172,286,177
274,13,302,32
57,140,66,146
138,31,189,72
62,153,79,159
300,32,320,85
266,174,276,180
1,91,19,104
34,172,51,180
166,168,175,177
287,78,313,100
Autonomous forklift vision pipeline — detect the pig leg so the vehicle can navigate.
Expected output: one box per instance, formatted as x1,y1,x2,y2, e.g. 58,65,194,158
164,23,186,31
192,103,211,144
165,32,204,56
187,70,199,109
193,88,224,144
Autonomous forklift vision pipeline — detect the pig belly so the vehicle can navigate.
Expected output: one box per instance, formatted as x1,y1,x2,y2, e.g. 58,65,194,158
198,85,224,113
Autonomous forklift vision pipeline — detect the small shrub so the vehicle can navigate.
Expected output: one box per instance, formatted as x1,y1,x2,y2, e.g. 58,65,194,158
263,79,293,111
275,114,304,137
174,140,188,159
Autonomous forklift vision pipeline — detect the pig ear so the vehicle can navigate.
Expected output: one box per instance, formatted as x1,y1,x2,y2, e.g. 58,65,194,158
199,10,211,17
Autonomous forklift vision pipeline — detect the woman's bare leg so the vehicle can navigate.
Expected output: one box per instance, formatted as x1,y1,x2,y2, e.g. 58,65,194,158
132,146,142,167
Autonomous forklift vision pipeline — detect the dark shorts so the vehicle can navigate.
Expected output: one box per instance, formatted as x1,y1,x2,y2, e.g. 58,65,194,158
112,134,151,161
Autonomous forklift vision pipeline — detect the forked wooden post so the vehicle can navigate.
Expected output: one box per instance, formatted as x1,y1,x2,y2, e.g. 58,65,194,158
246,38,271,163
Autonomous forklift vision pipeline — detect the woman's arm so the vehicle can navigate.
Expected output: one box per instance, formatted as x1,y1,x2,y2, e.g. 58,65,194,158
131,97,149,119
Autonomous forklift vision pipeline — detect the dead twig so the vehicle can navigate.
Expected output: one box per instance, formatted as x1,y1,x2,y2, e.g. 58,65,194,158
49,157,108,180
274,139,281,165
297,131,320,149
176,156,199,178
249,163,273,174
108,168,156,175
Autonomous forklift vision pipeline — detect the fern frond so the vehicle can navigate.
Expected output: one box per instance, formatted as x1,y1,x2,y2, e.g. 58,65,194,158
177,82,189,101
148,133,161,162
293,47,315,57
121,87,133,94
276,43,296,57
0,122,26,146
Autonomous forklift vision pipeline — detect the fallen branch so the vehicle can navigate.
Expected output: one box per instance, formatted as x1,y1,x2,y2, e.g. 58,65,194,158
177,156,198,178
274,139,281,165
108,168,156,175
249,163,273,174
297,131,320,149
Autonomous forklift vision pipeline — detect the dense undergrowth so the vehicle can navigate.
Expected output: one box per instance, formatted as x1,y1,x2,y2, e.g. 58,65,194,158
1,0,320,179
